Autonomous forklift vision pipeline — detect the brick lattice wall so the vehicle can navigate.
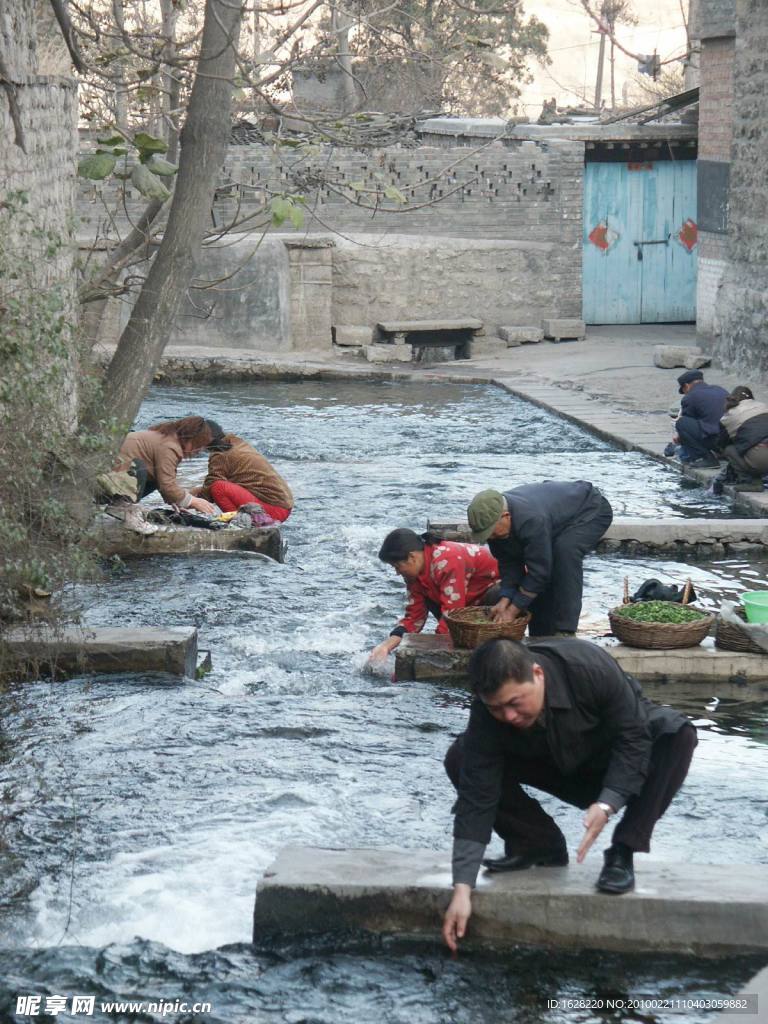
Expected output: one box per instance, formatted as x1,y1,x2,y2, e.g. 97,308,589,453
218,139,582,244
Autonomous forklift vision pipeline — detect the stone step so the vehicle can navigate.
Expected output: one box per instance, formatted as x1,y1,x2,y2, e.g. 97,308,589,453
394,634,768,702
92,516,285,562
426,516,768,554
3,625,198,680
252,846,768,955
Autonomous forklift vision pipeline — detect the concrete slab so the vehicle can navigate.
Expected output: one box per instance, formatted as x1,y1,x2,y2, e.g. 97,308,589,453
498,325,543,345
464,338,508,359
333,325,372,346
377,318,483,334
426,516,768,554
92,516,284,562
253,846,768,955
364,343,413,363
542,318,586,341
394,634,768,701
3,625,198,679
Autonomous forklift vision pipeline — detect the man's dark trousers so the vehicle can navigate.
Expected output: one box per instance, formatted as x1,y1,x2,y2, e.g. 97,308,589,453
528,495,613,636
676,416,719,461
445,724,697,854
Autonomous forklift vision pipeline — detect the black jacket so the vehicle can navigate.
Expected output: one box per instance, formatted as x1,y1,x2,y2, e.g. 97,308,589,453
489,481,607,608
453,638,688,851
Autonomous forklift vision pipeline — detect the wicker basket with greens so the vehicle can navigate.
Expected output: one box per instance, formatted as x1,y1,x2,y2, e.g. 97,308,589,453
609,582,715,649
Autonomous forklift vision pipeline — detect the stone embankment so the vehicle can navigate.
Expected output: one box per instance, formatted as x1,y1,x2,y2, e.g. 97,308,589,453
98,333,768,517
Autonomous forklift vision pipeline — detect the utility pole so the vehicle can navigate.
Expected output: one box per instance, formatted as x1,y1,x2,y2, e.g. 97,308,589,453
593,4,607,112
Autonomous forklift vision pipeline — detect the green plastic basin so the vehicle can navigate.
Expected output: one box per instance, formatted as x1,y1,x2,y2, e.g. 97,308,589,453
742,591,768,624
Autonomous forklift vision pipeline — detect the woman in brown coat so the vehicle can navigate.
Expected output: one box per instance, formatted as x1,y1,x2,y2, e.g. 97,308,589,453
106,417,219,532
197,428,293,522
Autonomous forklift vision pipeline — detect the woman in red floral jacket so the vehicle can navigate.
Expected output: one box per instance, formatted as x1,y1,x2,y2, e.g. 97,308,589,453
369,529,500,664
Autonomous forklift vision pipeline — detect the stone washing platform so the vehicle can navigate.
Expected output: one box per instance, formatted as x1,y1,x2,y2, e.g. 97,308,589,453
92,516,284,562
394,634,768,702
427,516,768,556
3,625,198,679
253,846,768,956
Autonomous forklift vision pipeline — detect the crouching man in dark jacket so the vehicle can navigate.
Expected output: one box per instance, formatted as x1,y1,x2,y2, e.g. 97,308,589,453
467,480,613,636
442,637,697,952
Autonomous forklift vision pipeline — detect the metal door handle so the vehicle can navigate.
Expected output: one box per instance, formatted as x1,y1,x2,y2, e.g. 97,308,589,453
633,235,670,260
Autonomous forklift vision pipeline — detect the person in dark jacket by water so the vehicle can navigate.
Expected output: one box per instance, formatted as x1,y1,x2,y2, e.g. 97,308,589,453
442,637,697,951
467,480,613,636
673,370,728,468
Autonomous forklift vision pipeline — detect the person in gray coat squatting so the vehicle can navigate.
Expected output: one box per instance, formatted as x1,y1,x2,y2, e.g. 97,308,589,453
467,480,613,636
442,637,697,952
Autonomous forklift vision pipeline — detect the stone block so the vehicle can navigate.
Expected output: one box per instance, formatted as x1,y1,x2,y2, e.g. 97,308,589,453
253,846,768,955
542,318,586,341
653,345,711,369
333,325,373,346
364,343,413,363
463,338,508,359
683,351,713,369
4,625,199,680
499,325,544,345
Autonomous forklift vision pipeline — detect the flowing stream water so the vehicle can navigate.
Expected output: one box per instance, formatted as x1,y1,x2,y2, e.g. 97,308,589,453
0,380,766,1023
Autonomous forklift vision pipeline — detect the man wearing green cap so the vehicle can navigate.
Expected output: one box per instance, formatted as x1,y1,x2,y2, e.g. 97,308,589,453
467,481,613,636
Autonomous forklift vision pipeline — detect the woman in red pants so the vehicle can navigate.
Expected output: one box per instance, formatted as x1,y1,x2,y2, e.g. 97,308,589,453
196,425,294,523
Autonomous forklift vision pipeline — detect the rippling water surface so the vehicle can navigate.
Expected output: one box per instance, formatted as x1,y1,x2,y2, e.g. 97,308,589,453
1,381,766,1023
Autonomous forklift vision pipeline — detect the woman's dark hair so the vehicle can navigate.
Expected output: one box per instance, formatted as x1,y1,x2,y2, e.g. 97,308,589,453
468,638,535,697
725,385,754,411
378,529,425,564
378,529,446,563
205,419,232,452
150,416,214,450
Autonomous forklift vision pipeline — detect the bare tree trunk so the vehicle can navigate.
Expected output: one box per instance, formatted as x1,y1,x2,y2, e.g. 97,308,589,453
160,0,180,159
91,0,244,429
331,5,358,113
610,39,615,110
112,0,129,132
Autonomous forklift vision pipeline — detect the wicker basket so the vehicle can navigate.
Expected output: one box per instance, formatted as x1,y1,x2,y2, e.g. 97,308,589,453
608,606,714,649
715,605,767,655
445,607,531,649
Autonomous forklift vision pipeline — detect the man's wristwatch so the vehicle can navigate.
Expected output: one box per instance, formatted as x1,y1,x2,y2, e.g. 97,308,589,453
597,801,615,818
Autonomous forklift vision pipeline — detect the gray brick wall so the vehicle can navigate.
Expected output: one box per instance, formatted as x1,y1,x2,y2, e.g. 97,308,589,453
1,2,79,423
83,134,584,347
692,0,736,40
711,0,768,371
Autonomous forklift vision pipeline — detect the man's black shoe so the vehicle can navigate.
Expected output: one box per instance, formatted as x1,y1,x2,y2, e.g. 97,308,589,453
483,848,568,873
596,845,635,894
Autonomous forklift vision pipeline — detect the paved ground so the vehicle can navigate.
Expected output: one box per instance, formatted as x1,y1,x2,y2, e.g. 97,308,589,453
104,324,768,515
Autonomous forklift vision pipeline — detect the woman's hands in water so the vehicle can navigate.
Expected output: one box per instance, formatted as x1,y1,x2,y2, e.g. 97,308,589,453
369,636,401,664
188,495,217,515
442,884,472,952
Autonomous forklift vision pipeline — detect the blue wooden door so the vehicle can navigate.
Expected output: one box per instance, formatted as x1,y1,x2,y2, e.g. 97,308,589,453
582,159,698,323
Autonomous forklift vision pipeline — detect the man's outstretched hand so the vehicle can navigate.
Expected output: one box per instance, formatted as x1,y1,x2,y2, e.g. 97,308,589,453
577,802,610,863
491,599,519,624
442,884,472,952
